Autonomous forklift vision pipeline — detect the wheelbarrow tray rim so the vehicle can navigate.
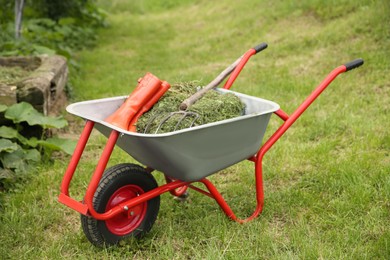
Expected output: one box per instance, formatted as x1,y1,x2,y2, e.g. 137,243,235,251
66,88,280,137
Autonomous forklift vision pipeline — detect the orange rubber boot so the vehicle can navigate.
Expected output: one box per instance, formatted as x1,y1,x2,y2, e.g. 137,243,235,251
105,72,163,130
128,81,170,132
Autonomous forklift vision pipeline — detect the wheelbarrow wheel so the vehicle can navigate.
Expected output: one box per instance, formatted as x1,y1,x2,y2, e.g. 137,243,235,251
80,163,160,247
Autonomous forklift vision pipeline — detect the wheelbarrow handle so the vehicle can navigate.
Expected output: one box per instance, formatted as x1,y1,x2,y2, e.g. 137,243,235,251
344,58,364,71
253,42,268,53
260,58,364,160
180,43,268,110
223,42,268,90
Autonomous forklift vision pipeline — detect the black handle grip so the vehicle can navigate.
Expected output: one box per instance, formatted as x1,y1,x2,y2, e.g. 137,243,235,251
253,43,268,53
344,58,364,71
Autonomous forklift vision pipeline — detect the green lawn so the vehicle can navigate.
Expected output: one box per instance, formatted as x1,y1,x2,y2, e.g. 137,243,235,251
1,0,389,259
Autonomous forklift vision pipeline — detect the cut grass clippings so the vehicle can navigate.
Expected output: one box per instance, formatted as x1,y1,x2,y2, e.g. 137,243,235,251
0,66,30,85
1,0,389,259
136,81,245,133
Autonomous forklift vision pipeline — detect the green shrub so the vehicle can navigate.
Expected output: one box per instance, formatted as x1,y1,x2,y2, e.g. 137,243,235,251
0,102,76,191
0,0,106,61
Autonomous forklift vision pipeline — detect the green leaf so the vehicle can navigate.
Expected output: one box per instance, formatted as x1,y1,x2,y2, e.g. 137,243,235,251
0,146,40,171
0,147,26,170
33,45,57,55
0,139,18,153
58,17,76,26
4,102,68,129
0,168,15,180
0,126,38,148
37,137,76,155
0,126,19,139
23,149,41,162
0,50,20,56
25,137,39,147
0,104,7,113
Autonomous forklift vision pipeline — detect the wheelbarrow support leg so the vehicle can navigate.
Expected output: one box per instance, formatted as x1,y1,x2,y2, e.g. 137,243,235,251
58,121,95,214
197,157,265,223
60,120,95,196
84,130,120,218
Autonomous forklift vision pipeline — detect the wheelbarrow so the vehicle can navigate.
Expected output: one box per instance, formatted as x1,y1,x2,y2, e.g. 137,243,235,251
58,44,364,247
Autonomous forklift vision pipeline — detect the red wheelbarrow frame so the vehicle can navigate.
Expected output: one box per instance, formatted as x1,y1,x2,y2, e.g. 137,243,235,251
58,50,363,224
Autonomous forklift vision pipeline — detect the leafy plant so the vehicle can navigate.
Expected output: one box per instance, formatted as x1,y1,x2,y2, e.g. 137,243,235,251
0,102,76,191
0,0,107,66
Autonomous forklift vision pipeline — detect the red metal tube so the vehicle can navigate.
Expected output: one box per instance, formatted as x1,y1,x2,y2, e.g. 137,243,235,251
274,109,289,121
197,163,264,223
87,179,190,220
200,179,237,220
188,184,214,198
197,65,348,223
60,120,94,196
242,65,348,222
223,49,257,90
188,171,262,223
164,175,189,197
84,130,119,219
258,65,346,159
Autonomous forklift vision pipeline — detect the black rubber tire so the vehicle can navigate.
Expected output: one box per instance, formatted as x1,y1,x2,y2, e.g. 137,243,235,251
80,163,160,247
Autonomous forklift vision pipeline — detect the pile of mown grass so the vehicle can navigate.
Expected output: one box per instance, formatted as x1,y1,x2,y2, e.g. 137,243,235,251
0,66,29,85
136,82,245,133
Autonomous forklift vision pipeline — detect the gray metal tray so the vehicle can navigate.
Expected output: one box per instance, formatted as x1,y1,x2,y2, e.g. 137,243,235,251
66,89,279,181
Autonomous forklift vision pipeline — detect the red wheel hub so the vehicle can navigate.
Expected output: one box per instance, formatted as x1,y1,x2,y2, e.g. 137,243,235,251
105,185,146,235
